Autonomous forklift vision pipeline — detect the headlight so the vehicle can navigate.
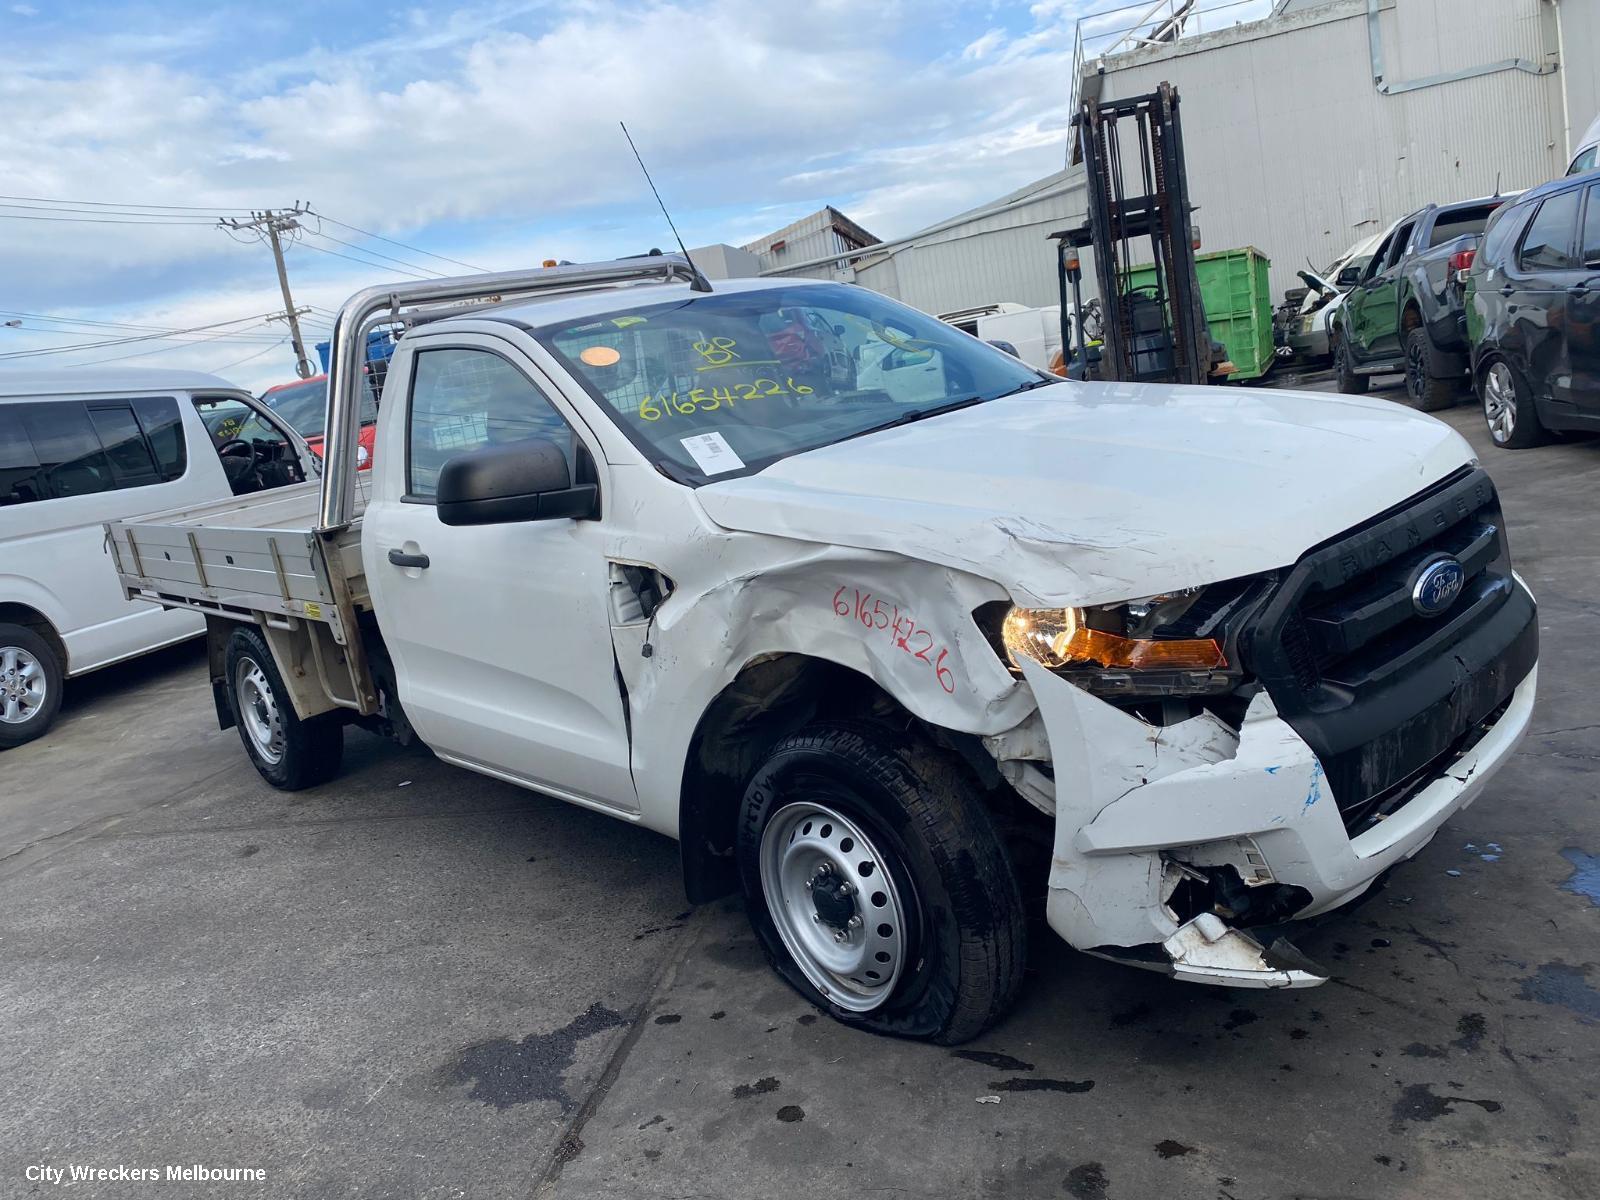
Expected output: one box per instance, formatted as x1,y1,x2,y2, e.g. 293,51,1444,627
990,588,1248,698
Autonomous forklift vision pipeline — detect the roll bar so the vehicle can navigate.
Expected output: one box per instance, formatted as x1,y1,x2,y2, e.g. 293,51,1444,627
317,255,702,532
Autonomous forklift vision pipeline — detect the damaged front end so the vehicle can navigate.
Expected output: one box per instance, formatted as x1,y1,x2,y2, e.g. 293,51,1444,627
983,467,1539,988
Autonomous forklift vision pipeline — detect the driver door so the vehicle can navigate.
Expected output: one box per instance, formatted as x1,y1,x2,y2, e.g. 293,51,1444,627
361,336,637,812
1352,221,1411,359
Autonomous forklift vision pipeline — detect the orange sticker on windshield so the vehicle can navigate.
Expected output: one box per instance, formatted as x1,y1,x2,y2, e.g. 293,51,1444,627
580,345,622,367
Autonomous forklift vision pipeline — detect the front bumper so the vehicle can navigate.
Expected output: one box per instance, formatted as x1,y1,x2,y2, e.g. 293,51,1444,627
1011,645,1536,988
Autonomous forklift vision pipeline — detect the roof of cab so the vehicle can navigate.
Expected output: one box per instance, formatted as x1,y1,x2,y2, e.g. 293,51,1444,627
463,273,825,334
0,367,245,399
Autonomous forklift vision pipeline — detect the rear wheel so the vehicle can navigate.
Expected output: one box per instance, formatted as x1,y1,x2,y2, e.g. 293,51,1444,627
225,626,344,789
1404,326,1457,411
737,723,1025,1044
1333,330,1368,394
1480,358,1546,449
0,624,63,749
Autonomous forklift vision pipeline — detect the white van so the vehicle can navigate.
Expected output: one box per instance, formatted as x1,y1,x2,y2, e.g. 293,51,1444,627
0,368,318,747
937,302,1065,372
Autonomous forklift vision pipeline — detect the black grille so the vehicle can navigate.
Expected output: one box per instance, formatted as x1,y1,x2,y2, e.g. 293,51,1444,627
1245,467,1536,833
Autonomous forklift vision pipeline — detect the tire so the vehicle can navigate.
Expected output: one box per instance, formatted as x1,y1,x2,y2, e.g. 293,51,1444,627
1479,357,1547,449
1332,330,1369,394
224,625,344,789
1404,326,1458,412
737,722,1026,1044
0,624,64,749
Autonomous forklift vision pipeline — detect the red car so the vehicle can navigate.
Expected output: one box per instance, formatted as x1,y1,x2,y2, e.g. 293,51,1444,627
260,373,378,469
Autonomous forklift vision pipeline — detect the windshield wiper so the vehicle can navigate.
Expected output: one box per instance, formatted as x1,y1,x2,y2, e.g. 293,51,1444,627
996,377,1058,396
864,395,989,436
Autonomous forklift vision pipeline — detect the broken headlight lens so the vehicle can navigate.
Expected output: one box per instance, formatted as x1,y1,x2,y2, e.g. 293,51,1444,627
996,590,1236,697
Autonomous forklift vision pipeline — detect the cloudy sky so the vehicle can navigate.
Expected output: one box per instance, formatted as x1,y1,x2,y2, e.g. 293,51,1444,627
0,0,1273,392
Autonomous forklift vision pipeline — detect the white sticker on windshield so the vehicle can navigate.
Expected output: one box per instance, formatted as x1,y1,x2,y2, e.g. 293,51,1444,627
680,432,745,476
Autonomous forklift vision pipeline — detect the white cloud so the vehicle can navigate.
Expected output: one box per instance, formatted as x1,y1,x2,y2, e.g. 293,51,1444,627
11,3,39,14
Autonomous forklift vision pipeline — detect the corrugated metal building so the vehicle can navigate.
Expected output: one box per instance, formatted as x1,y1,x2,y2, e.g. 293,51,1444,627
766,0,1596,313
743,207,880,275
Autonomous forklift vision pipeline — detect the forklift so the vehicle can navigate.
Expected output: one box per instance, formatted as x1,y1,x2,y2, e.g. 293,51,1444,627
1051,82,1229,384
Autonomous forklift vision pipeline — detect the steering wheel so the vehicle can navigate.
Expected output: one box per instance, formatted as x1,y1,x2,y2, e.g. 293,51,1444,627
216,437,256,462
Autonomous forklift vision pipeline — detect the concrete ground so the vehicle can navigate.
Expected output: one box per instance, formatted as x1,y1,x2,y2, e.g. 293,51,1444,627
3,375,1598,1200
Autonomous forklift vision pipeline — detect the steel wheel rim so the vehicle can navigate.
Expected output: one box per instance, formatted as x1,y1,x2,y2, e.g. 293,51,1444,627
1484,362,1516,442
758,799,909,1013
0,645,47,725
235,656,284,765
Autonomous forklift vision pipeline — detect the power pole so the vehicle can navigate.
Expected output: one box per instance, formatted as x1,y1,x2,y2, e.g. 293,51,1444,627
221,205,315,379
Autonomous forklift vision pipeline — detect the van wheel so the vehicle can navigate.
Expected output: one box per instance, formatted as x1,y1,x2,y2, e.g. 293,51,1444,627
0,624,64,749
737,723,1025,1045
1332,331,1368,394
225,626,343,789
1480,358,1546,449
1404,327,1457,411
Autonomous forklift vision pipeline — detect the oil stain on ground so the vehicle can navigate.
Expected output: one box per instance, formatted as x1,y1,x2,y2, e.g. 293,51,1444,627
444,1002,628,1111
953,1050,1034,1071
1064,1162,1108,1200
776,1105,805,1123
731,1076,781,1099
989,1077,1094,1094
1519,962,1600,1021
1390,1082,1503,1130
1154,1139,1194,1158
1451,1012,1487,1051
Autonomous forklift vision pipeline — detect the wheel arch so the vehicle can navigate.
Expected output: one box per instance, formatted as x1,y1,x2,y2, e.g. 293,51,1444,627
677,652,979,904
0,603,67,674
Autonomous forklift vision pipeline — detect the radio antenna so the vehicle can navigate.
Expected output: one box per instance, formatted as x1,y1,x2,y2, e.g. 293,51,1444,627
620,121,712,293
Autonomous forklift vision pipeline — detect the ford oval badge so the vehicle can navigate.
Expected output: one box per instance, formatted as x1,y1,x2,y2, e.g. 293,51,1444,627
1412,558,1465,617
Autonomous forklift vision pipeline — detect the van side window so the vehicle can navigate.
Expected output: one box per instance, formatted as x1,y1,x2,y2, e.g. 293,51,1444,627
1569,146,1598,176
0,399,184,505
133,396,187,481
407,348,575,500
1518,190,1581,272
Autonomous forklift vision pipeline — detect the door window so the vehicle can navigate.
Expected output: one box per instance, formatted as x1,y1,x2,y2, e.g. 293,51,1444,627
407,347,576,500
1518,190,1582,272
1582,185,1600,269
1383,223,1414,270
1481,201,1536,269
190,396,302,496
1568,145,1598,176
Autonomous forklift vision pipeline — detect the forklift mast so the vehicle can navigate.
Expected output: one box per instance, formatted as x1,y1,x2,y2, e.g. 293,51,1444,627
1054,82,1211,386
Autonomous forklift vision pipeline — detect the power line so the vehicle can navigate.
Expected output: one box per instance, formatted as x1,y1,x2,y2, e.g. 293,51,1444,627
0,312,285,360
291,239,436,280
63,325,281,367
207,339,291,375
0,193,260,213
309,210,488,273
300,227,448,278
0,212,217,226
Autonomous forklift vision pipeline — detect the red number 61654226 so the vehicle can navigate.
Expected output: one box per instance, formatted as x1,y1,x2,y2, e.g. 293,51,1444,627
831,586,956,694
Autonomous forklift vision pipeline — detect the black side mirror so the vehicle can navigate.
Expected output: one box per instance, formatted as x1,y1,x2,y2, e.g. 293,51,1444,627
1336,266,1362,287
436,438,598,526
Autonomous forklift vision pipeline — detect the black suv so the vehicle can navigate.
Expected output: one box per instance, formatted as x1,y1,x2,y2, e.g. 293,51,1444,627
1466,168,1600,448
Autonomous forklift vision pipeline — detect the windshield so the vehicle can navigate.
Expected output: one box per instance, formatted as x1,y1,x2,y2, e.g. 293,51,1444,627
262,377,378,438
535,283,1046,484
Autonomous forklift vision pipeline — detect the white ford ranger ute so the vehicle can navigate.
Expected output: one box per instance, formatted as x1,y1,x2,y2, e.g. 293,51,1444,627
106,258,1539,1044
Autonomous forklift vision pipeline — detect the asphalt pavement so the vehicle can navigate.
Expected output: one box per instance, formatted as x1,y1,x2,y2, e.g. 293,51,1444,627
3,375,1597,1199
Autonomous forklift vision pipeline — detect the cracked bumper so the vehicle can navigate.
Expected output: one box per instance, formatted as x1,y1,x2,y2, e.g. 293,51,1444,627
1014,654,1537,985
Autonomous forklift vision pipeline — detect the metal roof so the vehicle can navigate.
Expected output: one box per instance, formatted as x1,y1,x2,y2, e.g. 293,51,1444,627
0,366,244,398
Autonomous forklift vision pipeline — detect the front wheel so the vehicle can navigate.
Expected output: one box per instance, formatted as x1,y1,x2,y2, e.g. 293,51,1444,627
225,626,344,789
1480,358,1546,448
1333,330,1369,394
737,724,1026,1044
0,624,64,749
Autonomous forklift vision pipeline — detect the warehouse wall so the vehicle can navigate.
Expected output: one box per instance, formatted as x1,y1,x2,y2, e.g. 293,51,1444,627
1090,0,1573,296
1560,0,1600,155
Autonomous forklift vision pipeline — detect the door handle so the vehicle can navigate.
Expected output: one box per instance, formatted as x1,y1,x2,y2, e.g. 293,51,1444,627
1567,283,1590,295
387,549,430,569
1500,284,1514,296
